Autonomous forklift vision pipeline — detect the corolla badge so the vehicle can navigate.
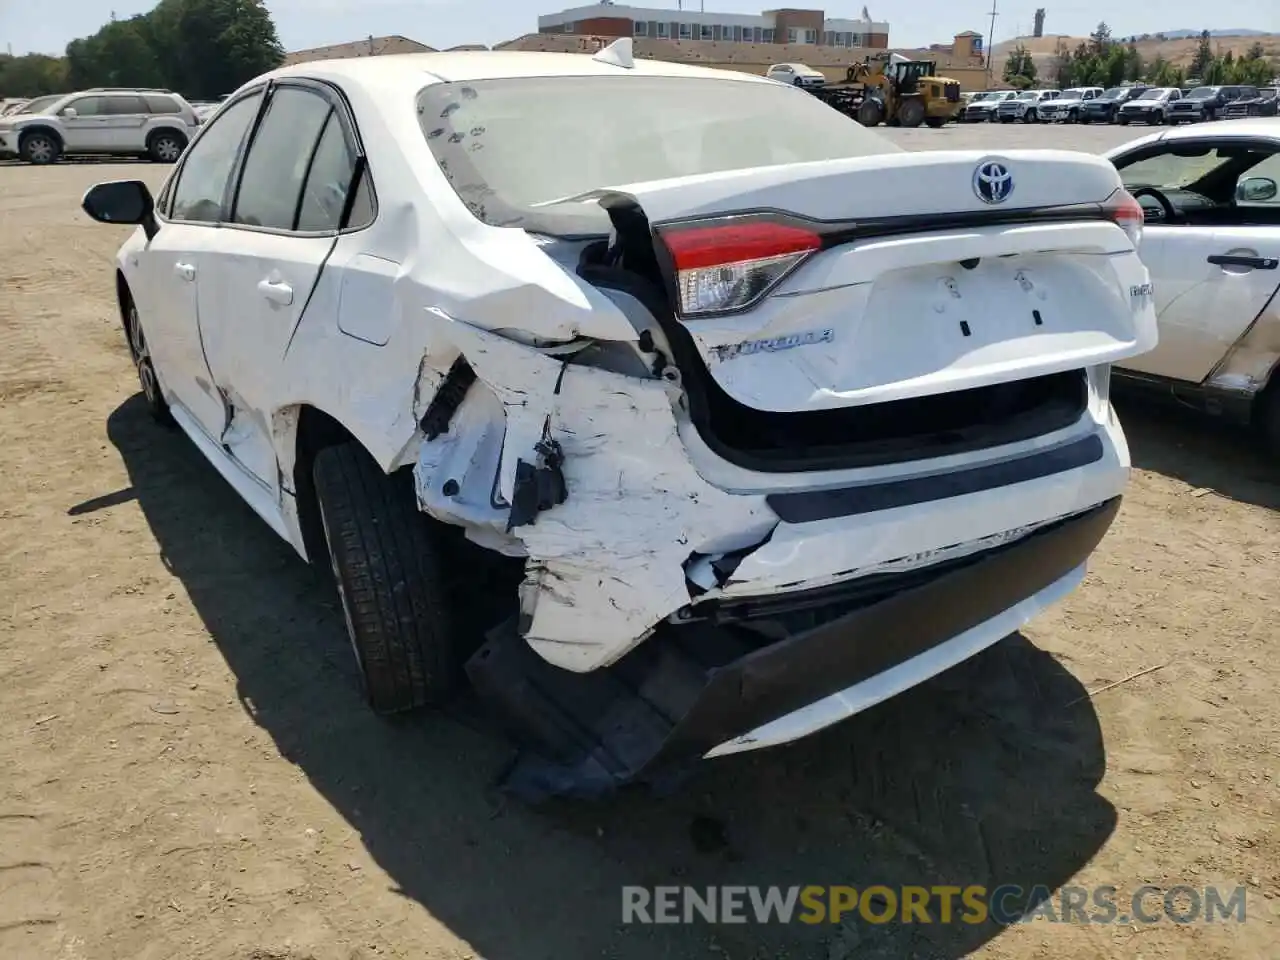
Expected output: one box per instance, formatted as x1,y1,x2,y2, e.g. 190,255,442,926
973,160,1014,204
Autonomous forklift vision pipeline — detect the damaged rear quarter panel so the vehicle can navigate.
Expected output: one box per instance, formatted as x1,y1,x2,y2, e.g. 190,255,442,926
420,312,776,673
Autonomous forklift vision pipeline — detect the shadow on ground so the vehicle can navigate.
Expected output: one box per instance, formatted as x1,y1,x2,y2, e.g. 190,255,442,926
89,394,1118,960
1114,394,1280,511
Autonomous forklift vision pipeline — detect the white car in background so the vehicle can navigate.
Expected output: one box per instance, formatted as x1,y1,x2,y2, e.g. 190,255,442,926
0,88,197,164
81,40,1154,797
1040,86,1105,123
997,89,1061,123
765,62,827,87
961,90,1017,122
1106,119,1280,451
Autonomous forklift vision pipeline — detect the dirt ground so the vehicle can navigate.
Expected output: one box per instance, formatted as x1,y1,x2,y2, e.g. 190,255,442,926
1,124,1278,960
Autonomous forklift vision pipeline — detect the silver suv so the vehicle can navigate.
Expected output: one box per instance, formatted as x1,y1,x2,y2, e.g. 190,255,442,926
0,88,197,165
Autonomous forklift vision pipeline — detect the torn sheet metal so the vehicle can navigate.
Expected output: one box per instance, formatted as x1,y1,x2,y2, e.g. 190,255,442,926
419,312,775,673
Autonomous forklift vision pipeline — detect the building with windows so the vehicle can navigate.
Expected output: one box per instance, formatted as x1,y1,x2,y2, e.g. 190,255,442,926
536,4,890,49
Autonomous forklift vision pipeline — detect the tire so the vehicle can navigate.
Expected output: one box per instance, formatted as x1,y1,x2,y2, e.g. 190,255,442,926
19,131,60,165
1259,386,1280,458
1118,115,1130,125
855,99,883,126
147,130,187,164
1066,109,1078,123
123,294,173,426
1023,108,1038,123
896,97,925,128
313,442,458,714
1153,111,1164,125
925,116,946,128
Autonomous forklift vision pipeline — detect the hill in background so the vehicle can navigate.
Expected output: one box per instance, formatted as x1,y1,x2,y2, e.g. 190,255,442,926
990,31,1279,79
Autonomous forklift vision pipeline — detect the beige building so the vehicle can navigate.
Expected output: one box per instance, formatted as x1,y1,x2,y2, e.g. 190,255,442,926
282,27,992,91
283,35,435,66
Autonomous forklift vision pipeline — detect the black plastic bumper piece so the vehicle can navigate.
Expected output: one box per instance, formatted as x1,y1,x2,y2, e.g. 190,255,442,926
466,497,1121,802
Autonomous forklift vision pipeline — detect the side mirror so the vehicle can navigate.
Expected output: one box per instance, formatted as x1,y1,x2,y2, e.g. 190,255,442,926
1237,177,1278,203
81,180,159,239
60,107,77,118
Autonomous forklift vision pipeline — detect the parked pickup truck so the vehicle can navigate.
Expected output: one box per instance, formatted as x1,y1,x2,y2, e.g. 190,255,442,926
997,89,1060,123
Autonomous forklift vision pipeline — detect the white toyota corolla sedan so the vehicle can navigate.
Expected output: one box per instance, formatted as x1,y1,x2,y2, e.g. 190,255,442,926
82,40,1156,797
1105,118,1280,453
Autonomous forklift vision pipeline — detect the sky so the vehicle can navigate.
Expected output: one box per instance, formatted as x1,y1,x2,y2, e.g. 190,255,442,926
1,0,1275,58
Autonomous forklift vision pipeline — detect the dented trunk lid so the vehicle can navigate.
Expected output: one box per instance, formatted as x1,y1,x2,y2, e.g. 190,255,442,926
570,149,1157,413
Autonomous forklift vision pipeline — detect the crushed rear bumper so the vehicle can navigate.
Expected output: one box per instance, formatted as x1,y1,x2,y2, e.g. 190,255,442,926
467,496,1120,801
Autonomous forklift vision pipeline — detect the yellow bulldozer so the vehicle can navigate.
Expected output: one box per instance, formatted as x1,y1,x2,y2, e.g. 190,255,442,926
811,53,964,128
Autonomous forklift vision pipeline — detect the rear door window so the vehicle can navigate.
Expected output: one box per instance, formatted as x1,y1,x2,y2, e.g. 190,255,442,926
104,96,148,115
231,85,333,231
144,95,182,114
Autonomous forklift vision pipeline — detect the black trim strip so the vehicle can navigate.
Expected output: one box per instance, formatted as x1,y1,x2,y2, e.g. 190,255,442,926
766,433,1104,523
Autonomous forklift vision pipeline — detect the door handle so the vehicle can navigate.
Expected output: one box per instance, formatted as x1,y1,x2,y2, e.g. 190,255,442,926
1208,254,1279,270
173,262,196,281
257,279,294,305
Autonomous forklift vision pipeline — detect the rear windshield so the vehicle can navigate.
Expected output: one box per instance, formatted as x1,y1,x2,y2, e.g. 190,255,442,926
417,75,899,235
1186,87,1218,98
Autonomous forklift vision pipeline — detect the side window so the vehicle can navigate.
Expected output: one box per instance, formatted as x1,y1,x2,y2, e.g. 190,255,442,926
144,95,182,115
104,96,147,115
232,86,332,230
66,97,103,117
169,92,263,223
296,112,358,231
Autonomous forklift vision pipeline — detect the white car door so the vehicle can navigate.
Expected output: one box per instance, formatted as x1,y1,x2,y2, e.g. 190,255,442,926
1112,137,1280,383
194,81,368,490
138,89,267,437
98,94,151,152
57,95,108,151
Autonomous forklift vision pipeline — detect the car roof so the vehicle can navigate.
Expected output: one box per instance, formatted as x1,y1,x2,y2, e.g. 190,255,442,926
1105,117,1280,157
260,49,776,90
1160,117,1280,140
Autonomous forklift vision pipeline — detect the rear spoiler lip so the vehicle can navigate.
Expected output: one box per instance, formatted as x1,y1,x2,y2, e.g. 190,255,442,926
649,192,1126,248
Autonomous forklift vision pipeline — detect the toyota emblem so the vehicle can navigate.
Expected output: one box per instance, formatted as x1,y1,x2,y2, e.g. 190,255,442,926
973,160,1014,204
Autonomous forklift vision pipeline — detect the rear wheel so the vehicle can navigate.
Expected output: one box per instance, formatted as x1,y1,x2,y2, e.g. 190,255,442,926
19,131,60,165
896,97,926,128
1259,385,1280,458
147,130,187,163
313,442,459,714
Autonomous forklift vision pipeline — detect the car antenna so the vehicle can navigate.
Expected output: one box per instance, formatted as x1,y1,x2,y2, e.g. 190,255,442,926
592,36,635,69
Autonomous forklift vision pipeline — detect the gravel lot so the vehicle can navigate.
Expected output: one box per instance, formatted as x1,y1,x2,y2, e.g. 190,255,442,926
1,123,1277,960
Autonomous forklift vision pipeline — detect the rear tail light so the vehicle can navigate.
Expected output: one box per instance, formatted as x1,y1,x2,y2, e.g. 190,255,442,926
659,219,822,317
1106,189,1144,248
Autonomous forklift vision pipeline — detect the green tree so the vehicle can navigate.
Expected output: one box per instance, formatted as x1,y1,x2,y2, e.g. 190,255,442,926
1189,29,1213,79
149,0,284,99
1123,43,1144,82
1002,44,1037,85
2,0,285,101
1048,37,1073,87
1089,22,1112,54
0,54,69,96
